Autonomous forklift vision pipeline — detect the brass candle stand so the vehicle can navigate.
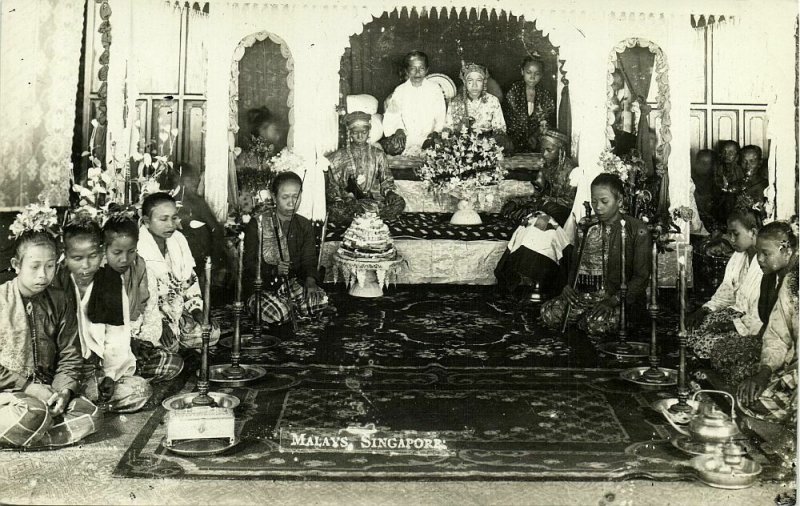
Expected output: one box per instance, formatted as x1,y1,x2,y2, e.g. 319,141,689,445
669,256,694,412
621,229,676,386
161,257,240,455
241,214,280,351
210,235,267,387
599,219,649,359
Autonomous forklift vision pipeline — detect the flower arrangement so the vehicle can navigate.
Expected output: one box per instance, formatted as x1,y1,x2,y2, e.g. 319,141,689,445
418,126,506,198
598,149,643,189
9,199,59,239
270,148,306,176
133,126,181,203
73,119,119,208
249,135,277,169
671,205,694,223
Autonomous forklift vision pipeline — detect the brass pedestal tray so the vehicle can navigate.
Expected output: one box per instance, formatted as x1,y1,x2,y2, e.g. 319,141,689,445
651,398,700,424
162,391,240,410
621,366,678,387
691,443,762,489
208,363,269,388
598,341,650,359
219,333,281,352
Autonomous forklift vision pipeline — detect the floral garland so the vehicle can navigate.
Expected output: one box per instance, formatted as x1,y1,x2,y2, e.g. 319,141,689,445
238,147,303,195
9,200,59,239
418,126,506,198
597,149,646,213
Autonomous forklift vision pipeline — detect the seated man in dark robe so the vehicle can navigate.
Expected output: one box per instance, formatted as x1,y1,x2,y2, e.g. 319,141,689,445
326,112,405,225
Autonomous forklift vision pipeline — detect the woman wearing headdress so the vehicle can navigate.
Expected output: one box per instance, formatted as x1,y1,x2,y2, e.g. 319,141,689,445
496,129,579,298
501,129,577,228
326,111,406,225
502,57,557,153
445,62,506,136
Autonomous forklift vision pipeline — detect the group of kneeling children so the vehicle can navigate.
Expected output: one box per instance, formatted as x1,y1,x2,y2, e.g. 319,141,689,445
0,192,218,448
0,170,328,449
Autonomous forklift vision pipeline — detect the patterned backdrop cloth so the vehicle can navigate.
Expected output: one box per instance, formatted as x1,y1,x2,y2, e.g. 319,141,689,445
325,212,516,242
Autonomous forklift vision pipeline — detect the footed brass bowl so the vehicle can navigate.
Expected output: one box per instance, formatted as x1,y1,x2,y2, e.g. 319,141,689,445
161,391,240,411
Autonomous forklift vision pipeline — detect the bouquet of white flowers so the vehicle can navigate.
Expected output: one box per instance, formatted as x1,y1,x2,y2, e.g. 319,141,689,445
418,126,506,198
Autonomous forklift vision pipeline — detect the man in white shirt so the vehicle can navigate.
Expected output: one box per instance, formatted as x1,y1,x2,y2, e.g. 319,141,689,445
382,51,446,156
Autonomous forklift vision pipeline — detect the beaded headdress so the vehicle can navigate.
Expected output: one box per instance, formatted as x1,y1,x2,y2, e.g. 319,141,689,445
345,111,371,130
540,129,570,148
460,62,488,83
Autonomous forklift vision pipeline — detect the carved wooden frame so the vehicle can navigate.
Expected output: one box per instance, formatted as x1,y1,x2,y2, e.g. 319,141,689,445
606,38,672,172
228,31,295,156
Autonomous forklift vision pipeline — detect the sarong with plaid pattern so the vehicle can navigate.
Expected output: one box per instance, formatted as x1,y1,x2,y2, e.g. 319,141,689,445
740,366,797,423
0,392,101,448
132,340,184,383
247,279,328,325
540,292,620,336
79,362,152,413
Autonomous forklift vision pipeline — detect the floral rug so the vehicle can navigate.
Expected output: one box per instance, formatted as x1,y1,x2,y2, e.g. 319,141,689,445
209,285,632,369
113,366,780,481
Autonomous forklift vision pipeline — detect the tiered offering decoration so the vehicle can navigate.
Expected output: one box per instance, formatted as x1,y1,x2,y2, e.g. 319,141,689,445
333,208,404,297
337,211,397,262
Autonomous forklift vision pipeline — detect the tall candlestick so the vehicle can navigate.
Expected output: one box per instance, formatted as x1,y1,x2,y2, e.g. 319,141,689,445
193,256,214,407
617,219,629,348
203,256,211,324
650,228,659,307
670,252,693,413
679,255,686,334
620,220,627,287
250,215,264,345
255,215,262,281
642,226,666,383
236,232,244,303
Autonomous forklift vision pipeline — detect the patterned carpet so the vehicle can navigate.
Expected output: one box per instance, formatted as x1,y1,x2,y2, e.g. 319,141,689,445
113,366,781,481
209,285,671,369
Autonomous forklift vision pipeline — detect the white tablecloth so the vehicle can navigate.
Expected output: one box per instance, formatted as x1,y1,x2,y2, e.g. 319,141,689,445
321,239,507,285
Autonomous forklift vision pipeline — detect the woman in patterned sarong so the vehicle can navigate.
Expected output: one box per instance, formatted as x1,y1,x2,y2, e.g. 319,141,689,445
684,207,764,384
539,174,651,335
0,228,100,448
244,171,328,326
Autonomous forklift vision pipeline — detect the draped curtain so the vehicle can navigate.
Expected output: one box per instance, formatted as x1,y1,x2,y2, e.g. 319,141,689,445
557,82,572,147
0,0,85,208
616,46,656,177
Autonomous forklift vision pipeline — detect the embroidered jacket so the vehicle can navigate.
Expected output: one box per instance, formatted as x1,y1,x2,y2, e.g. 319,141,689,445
0,281,82,393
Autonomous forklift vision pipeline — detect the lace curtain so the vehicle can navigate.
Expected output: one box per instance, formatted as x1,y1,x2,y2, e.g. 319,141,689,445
0,0,84,208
